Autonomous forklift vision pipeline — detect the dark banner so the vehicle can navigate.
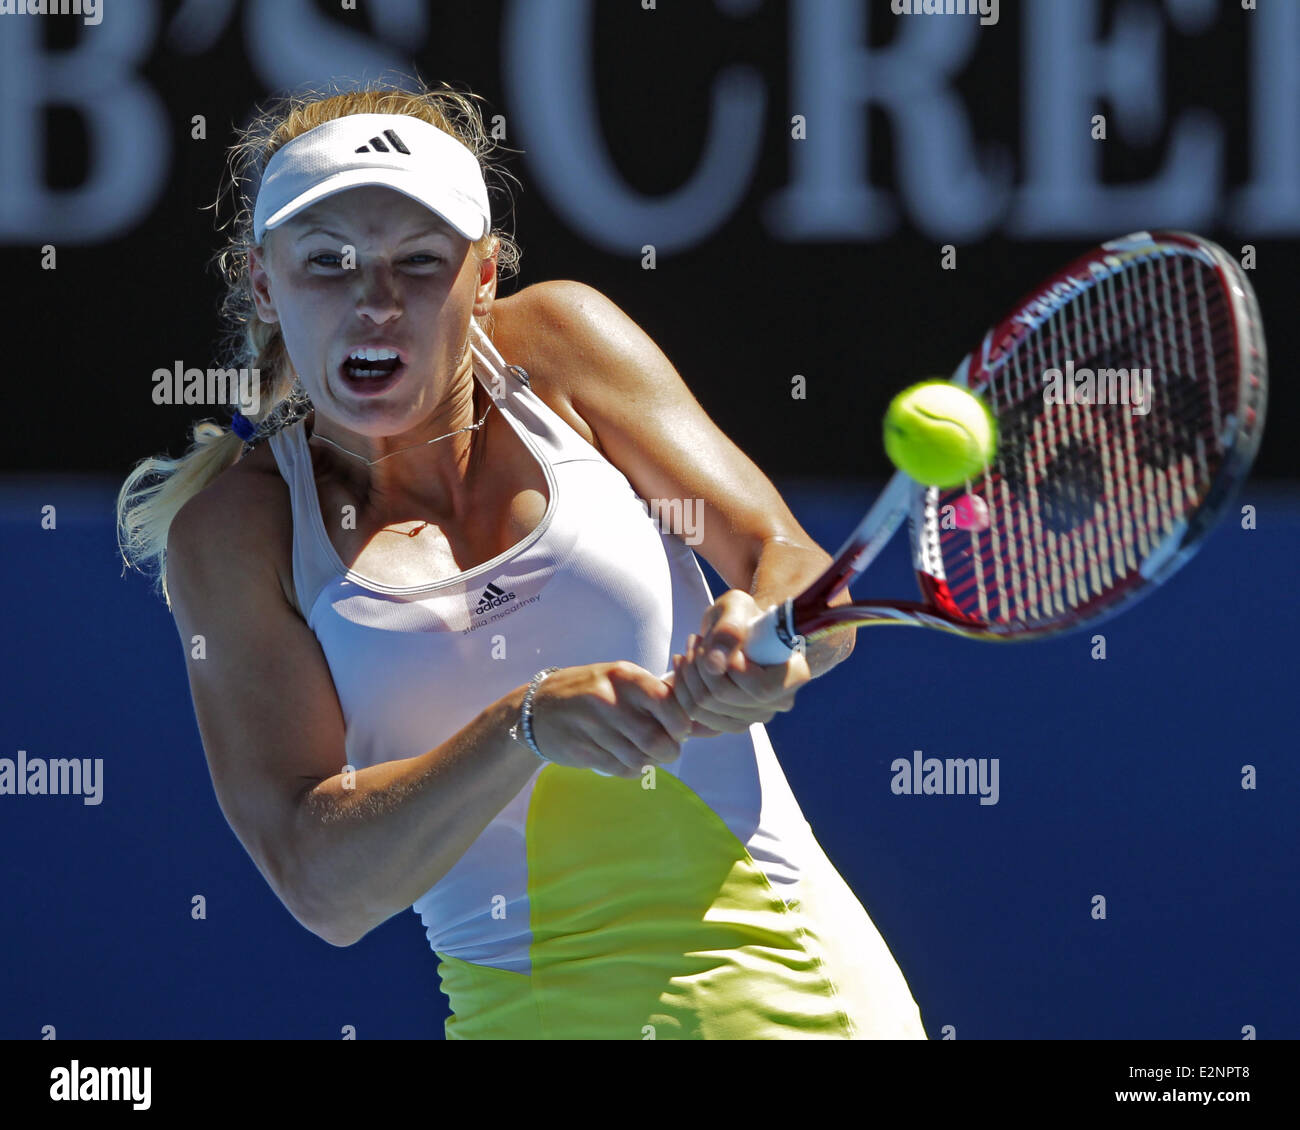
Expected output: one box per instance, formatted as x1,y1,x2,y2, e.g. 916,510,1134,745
3,0,1295,480
1,1039,1290,1114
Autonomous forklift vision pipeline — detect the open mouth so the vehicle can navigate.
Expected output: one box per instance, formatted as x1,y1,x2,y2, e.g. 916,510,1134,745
340,346,406,393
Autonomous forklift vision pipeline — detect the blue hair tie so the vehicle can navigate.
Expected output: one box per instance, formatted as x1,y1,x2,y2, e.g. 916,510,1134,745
230,410,257,442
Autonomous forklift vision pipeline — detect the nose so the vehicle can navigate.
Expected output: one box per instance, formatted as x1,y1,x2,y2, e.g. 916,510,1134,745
354,264,402,325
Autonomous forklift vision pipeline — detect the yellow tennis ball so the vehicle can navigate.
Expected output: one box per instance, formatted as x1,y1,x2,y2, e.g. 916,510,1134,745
883,380,997,488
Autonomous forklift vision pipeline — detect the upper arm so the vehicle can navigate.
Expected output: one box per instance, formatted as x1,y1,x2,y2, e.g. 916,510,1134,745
166,470,347,938
514,280,821,590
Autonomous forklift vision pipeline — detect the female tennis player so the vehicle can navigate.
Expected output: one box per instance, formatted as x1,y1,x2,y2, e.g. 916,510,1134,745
117,80,927,1040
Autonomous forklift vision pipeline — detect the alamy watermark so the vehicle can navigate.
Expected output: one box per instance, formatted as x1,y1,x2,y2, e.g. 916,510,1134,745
639,497,703,546
1042,359,1153,417
891,750,999,805
1,750,103,805
0,0,100,24
152,363,260,414
891,0,998,26
50,1061,150,1110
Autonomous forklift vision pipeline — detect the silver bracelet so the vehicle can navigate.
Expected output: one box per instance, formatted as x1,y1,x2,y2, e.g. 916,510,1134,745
510,666,559,763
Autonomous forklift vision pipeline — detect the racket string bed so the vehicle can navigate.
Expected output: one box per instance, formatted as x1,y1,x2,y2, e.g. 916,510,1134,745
929,238,1250,636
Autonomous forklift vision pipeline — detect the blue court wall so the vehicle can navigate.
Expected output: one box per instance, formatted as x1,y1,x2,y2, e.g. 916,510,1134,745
1,478,1295,1040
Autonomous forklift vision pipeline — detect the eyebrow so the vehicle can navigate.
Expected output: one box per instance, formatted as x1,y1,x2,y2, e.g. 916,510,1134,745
292,223,453,244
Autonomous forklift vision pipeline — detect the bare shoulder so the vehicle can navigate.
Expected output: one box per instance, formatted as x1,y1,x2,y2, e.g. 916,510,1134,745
488,281,625,450
167,443,298,615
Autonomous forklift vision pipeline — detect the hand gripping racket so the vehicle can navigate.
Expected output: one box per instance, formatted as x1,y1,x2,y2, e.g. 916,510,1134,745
744,231,1267,664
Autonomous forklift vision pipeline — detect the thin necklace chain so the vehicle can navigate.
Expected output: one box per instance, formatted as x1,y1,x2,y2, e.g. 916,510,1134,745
310,398,493,468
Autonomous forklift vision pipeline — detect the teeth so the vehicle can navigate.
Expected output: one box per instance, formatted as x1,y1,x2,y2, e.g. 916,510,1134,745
348,347,400,362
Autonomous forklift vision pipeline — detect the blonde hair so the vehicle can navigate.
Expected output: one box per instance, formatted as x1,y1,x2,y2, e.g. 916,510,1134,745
116,77,522,605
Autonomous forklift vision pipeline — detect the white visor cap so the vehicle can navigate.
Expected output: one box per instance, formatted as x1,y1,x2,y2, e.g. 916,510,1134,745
252,113,491,245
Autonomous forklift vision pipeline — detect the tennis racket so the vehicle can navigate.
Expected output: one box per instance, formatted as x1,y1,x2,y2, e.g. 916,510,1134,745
744,230,1267,664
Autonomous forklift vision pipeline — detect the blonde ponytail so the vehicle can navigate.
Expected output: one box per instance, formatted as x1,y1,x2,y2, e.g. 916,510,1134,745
116,75,521,605
115,423,246,605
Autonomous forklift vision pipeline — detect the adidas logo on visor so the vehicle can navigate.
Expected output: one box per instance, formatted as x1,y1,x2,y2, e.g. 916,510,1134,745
355,129,411,154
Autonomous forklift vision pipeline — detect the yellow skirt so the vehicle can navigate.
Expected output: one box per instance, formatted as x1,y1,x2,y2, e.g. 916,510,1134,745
436,766,928,1040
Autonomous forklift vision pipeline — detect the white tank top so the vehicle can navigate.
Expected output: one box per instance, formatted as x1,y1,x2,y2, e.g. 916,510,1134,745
266,319,926,1039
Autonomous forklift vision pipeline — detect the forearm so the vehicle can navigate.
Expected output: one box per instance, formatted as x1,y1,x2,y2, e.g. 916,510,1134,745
748,537,855,678
287,684,542,946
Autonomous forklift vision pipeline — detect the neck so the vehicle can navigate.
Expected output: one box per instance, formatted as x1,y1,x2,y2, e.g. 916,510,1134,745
309,345,489,520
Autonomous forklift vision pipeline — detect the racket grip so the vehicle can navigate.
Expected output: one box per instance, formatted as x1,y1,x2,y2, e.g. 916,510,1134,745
744,599,802,665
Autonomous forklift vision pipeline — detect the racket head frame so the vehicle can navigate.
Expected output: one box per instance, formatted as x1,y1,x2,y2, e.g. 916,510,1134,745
789,231,1267,647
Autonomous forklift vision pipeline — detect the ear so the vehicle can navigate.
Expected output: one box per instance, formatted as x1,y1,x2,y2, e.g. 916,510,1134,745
249,244,280,325
472,239,500,319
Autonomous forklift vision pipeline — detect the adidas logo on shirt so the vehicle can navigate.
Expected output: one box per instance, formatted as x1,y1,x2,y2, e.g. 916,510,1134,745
475,581,517,614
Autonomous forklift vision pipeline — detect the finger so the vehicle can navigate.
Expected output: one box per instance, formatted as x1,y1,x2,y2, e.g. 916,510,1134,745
671,647,697,717
622,678,693,754
684,633,767,713
689,649,752,709
684,702,763,732
668,656,725,737
672,653,741,737
650,681,695,745
581,724,658,776
610,660,699,755
699,601,749,675
704,647,809,703
676,647,771,727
